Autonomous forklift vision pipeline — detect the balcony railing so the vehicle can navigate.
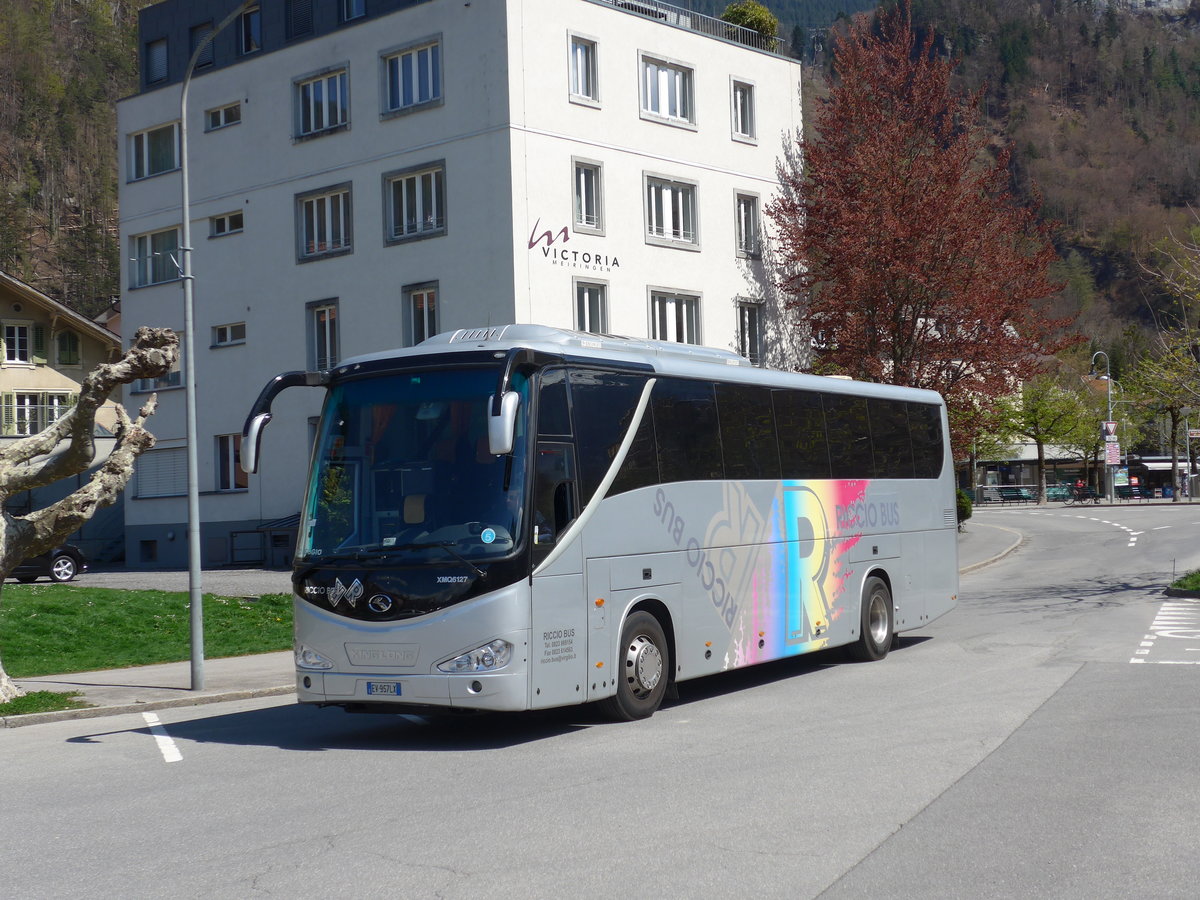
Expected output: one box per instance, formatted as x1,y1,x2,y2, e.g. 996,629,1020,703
591,0,790,56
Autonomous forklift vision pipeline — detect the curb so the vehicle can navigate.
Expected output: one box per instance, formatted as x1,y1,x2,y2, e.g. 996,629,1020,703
959,522,1024,575
2,684,294,729
1163,587,1200,599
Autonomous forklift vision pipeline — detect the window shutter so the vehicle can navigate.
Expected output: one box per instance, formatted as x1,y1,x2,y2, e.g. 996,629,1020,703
287,0,314,39
136,448,188,498
1,394,13,436
32,325,47,365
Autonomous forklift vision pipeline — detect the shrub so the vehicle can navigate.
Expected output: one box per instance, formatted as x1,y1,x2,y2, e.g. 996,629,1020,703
720,1,779,45
956,488,973,526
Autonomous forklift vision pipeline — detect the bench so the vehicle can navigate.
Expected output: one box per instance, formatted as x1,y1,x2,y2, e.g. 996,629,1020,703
996,486,1034,504
1116,485,1151,501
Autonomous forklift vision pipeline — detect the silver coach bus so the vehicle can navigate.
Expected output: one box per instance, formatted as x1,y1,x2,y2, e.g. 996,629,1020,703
243,325,958,720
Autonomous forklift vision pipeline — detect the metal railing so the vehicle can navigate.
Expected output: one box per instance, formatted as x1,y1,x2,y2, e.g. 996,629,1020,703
591,0,790,56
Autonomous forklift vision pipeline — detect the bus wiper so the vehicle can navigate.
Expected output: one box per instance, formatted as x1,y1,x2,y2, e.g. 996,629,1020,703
386,541,487,578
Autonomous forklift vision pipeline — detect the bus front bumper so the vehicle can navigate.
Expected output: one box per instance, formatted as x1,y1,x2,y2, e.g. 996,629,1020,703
296,666,529,712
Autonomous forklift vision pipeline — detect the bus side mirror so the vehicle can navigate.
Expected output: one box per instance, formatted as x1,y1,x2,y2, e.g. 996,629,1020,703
488,391,520,456
241,413,270,475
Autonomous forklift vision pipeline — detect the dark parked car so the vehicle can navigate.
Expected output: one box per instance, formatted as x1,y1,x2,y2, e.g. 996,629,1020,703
12,545,88,583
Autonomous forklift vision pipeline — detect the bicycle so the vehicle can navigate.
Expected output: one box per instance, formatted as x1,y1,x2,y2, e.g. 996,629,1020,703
1063,486,1099,506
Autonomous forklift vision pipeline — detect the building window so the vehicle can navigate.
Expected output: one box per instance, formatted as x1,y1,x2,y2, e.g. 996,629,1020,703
574,160,603,233
296,68,349,138
404,283,438,345
137,447,187,499
146,39,168,84
129,123,179,181
732,80,756,140
386,164,445,242
650,292,700,344
190,23,214,68
216,434,248,491
569,35,598,104
240,6,261,55
298,186,352,260
56,331,80,367
384,39,442,113
213,323,246,347
206,102,241,131
641,56,694,126
135,332,183,392
736,193,760,257
342,0,366,23
210,211,244,237
131,227,180,287
309,302,338,370
645,176,697,247
287,0,314,40
737,300,764,366
2,392,74,436
2,323,37,365
575,281,608,334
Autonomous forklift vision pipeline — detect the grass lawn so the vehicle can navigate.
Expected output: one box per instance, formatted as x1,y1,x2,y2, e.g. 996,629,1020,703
0,584,293,678
1171,569,1200,592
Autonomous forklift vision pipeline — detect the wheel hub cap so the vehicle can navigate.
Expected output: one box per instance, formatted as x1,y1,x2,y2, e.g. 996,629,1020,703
628,635,663,697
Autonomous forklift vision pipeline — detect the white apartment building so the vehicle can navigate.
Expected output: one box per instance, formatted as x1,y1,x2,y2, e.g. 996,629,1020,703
117,0,803,568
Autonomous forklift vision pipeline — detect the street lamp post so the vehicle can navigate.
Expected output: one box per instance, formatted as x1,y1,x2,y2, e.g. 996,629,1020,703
179,1,256,690
1090,350,1114,503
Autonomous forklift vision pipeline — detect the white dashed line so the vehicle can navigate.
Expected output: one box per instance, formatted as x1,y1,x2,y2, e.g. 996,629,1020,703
143,712,183,763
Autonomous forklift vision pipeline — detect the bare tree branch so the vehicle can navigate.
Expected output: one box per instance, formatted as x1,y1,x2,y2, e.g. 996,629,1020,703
0,327,178,495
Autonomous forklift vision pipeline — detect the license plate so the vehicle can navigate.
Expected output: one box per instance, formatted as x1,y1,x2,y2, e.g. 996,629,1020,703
366,681,400,696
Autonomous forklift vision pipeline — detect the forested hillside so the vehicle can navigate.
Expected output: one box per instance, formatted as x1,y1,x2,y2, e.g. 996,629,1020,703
903,0,1200,350
0,0,147,317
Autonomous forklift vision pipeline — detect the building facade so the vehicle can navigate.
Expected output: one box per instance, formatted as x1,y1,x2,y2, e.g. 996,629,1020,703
117,0,804,567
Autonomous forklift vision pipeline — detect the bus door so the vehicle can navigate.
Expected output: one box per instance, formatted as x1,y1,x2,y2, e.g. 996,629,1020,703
529,440,588,708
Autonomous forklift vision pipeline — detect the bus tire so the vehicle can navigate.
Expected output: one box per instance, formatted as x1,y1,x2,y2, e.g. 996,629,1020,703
601,611,669,721
850,576,893,662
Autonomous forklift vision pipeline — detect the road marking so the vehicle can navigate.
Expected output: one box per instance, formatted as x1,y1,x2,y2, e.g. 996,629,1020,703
143,712,183,763
1131,599,1200,664
1153,525,1172,530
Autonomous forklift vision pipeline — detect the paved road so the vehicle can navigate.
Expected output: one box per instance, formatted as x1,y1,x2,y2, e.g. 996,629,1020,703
3,505,1199,898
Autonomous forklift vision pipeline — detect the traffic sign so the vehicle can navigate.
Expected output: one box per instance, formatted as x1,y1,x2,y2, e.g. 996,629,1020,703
1105,441,1121,465
1189,429,1200,439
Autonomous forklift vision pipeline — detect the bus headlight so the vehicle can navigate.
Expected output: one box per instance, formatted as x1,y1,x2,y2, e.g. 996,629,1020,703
437,640,513,674
295,644,334,670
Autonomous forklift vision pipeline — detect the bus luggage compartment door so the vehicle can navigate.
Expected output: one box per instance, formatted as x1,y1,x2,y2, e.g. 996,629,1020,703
530,572,587,709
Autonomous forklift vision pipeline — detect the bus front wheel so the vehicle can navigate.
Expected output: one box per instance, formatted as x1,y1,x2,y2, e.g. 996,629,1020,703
602,611,669,721
850,576,893,662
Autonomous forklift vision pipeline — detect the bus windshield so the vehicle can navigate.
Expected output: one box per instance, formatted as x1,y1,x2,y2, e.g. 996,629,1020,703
300,367,528,563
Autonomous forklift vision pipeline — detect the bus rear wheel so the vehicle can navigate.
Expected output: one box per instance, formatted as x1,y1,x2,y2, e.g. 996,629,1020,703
850,576,893,662
601,611,669,721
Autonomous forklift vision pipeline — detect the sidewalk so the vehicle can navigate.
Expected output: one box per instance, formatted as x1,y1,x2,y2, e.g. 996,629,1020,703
6,651,295,728
5,523,1024,728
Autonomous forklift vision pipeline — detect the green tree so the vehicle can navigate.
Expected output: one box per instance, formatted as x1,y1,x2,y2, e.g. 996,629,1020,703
1004,375,1093,501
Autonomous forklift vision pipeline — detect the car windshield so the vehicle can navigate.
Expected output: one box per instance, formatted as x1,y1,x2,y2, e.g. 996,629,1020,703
300,367,528,562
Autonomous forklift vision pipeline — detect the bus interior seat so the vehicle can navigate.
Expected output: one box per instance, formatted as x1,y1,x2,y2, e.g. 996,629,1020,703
403,494,426,525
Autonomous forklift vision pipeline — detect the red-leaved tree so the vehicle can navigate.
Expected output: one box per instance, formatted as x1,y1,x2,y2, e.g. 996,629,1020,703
768,6,1076,456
